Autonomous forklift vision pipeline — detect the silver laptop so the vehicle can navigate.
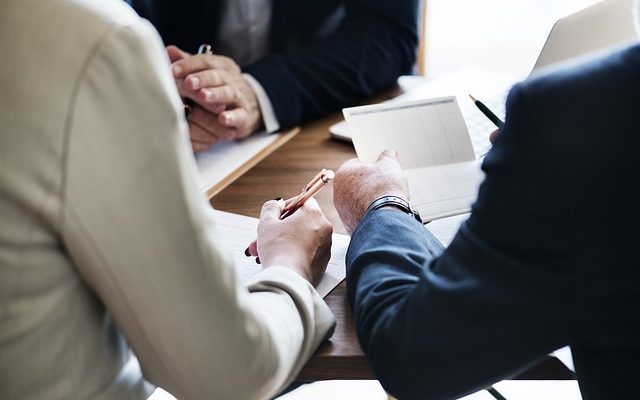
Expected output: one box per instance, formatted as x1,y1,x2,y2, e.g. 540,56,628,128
532,0,637,71
330,0,638,142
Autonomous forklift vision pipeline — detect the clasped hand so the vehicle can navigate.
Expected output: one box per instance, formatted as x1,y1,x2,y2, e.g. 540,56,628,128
167,45,263,153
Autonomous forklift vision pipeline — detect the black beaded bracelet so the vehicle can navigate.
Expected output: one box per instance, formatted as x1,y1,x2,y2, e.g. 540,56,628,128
364,195,422,223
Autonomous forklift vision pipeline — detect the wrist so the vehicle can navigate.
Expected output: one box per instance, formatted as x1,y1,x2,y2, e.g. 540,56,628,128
364,195,422,223
242,73,280,133
263,255,312,282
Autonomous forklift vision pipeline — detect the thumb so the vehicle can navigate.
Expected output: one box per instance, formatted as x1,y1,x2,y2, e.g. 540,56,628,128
377,148,398,162
260,199,286,222
489,129,500,144
376,148,402,173
166,45,190,63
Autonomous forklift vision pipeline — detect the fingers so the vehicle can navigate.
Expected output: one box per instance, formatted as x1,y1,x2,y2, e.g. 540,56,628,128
245,239,258,258
188,122,218,144
171,54,239,79
377,148,398,161
218,108,248,128
199,85,236,106
295,197,322,215
188,106,238,141
260,199,286,222
191,140,214,153
183,69,226,91
166,45,190,63
376,148,403,174
489,129,500,144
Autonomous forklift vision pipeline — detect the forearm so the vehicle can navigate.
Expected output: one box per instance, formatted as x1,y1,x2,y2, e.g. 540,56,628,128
347,210,447,398
347,210,570,400
62,22,333,400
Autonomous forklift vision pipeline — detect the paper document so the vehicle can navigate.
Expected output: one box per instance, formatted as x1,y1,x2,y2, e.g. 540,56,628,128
457,380,582,400
331,67,516,152
343,97,484,221
211,210,348,298
196,129,298,198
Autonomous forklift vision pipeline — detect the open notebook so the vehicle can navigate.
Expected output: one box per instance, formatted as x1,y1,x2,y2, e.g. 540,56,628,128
343,97,484,222
211,210,348,298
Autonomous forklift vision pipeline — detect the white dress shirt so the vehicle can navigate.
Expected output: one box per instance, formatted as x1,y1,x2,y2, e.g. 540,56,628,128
0,0,334,399
216,0,281,132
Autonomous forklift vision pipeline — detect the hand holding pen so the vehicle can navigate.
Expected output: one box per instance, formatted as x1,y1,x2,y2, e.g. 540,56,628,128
245,169,335,265
469,94,504,152
243,169,335,285
281,169,335,219
469,94,504,129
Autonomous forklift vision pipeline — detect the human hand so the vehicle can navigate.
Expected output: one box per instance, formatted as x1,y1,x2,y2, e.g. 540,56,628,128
333,149,410,234
248,198,333,286
489,129,500,144
167,45,263,152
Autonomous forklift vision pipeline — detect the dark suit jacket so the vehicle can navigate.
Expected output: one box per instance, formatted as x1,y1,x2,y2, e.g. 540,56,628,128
347,44,640,400
126,0,419,130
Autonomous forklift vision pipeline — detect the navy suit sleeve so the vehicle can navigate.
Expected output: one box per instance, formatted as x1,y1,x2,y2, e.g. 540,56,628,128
347,85,575,400
243,0,419,130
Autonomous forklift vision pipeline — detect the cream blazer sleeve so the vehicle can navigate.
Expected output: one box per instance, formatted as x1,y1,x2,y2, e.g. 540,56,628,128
60,20,335,400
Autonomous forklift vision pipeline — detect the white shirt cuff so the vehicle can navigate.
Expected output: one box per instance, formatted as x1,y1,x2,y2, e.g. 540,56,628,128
243,73,280,133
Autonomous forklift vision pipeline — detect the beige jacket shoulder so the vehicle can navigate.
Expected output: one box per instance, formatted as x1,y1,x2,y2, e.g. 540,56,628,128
0,1,335,399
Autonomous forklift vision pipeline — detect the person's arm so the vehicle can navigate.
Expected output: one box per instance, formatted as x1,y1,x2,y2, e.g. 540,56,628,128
243,0,420,130
334,87,574,400
61,20,334,400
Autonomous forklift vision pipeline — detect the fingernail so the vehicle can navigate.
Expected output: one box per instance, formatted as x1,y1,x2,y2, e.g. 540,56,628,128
244,247,250,257
187,76,200,89
204,90,213,102
224,114,233,124
172,65,182,76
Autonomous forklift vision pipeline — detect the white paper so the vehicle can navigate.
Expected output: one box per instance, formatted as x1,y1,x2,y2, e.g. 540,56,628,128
426,213,470,247
493,380,582,399
211,210,348,298
195,131,279,192
275,380,388,400
344,97,485,221
331,67,516,155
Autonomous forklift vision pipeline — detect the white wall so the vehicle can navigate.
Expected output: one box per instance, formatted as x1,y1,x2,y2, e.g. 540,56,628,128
424,0,602,77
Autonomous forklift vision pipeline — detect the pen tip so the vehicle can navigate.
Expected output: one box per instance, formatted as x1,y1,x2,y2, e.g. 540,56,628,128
468,94,476,102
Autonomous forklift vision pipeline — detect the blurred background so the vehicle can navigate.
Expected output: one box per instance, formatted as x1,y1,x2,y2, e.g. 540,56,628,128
424,0,602,77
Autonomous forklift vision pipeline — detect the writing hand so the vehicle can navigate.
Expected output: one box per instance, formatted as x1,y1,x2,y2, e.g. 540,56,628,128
248,198,333,286
333,149,410,234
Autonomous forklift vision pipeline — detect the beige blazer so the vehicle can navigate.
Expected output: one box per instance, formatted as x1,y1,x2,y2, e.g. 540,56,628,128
0,1,335,399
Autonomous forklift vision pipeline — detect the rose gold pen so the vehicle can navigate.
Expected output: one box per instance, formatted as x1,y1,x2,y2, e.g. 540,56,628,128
244,168,335,263
280,169,335,219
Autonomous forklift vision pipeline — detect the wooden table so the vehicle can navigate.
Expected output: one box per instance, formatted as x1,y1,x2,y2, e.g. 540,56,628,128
212,112,374,380
211,111,575,382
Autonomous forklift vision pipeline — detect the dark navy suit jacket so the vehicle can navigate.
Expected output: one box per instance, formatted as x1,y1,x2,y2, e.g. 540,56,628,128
347,44,640,400
126,0,419,130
